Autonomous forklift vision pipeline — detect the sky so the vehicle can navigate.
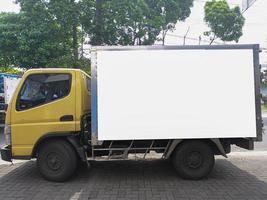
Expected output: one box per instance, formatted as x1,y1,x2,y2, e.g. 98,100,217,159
163,0,267,63
0,0,267,63
164,0,267,45
0,0,20,13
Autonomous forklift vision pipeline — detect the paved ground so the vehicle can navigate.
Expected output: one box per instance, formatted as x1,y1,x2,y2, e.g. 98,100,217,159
0,154,267,200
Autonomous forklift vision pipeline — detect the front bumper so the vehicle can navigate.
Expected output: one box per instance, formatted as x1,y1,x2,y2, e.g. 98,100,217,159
0,145,12,162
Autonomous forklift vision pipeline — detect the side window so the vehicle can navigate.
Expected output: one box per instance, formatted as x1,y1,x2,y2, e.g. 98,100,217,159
86,76,91,92
17,73,71,110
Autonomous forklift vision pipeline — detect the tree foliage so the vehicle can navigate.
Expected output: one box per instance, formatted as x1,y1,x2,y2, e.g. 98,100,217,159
0,0,194,69
18,0,78,68
105,0,158,45
156,0,194,45
0,66,21,74
0,12,21,67
88,0,194,45
0,1,74,68
204,0,245,44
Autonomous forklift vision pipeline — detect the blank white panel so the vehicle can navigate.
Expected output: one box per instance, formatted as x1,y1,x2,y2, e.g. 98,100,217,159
96,49,256,140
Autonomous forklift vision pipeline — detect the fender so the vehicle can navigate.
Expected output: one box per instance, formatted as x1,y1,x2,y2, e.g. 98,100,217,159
31,132,87,161
164,138,227,159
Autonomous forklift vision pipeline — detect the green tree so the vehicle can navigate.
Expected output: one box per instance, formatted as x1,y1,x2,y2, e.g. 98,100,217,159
0,0,194,69
0,12,21,67
0,0,91,69
48,0,84,68
88,0,154,45
148,0,194,45
0,66,21,74
204,0,245,44
17,0,76,68
87,0,194,45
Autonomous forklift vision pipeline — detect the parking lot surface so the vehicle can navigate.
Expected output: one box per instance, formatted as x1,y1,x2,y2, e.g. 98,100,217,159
0,154,267,200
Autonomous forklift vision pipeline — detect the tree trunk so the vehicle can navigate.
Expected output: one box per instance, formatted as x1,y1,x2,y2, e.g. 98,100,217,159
162,30,167,46
71,0,79,68
209,34,216,45
94,0,103,45
81,25,84,59
72,23,79,68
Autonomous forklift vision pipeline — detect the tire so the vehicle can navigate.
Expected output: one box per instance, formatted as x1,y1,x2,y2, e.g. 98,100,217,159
171,140,214,180
37,140,77,182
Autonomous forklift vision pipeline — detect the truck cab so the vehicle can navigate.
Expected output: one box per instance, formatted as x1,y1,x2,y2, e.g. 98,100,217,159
1,69,91,180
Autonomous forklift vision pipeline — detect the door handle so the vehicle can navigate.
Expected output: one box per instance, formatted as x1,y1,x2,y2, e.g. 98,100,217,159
60,115,74,121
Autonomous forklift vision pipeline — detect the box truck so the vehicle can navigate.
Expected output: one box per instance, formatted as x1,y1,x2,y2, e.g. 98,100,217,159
0,44,262,182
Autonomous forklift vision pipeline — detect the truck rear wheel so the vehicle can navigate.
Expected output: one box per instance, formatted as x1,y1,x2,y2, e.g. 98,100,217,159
37,140,77,182
172,140,214,180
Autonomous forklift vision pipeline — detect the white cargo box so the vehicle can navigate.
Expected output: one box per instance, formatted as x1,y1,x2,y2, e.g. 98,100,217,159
91,45,261,142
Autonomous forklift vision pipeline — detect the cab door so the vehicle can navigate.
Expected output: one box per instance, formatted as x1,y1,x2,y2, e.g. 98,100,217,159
10,71,76,157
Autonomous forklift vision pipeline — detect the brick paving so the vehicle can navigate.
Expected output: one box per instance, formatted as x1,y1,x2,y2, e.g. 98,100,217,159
0,154,267,200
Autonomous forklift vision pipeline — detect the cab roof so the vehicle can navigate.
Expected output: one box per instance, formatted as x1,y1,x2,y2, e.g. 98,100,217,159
26,68,83,73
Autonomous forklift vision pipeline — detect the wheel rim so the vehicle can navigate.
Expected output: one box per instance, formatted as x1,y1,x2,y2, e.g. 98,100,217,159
46,152,63,171
185,151,203,169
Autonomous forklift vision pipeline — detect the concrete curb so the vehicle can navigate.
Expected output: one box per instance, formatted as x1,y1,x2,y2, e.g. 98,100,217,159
228,151,267,156
0,159,27,165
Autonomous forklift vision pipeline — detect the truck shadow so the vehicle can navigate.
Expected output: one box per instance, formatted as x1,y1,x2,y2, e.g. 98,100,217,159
0,158,267,199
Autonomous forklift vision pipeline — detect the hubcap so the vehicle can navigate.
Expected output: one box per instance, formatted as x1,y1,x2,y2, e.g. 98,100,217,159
186,151,203,169
46,152,62,170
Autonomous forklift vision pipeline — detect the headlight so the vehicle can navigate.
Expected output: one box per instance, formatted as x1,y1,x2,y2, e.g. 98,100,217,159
4,124,11,145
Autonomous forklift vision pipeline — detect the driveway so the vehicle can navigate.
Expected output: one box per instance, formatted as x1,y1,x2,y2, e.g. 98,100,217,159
0,154,267,200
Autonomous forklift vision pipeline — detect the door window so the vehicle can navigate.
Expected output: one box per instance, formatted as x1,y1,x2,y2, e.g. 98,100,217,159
16,73,71,110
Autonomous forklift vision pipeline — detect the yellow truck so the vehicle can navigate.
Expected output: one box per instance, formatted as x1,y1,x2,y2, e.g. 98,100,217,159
0,45,263,182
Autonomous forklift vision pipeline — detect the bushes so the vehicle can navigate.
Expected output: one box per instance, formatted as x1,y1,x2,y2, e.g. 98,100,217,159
0,66,21,74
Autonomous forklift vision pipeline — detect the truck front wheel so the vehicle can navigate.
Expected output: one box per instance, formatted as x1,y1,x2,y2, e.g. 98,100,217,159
37,140,77,182
172,140,214,180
